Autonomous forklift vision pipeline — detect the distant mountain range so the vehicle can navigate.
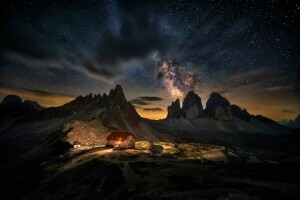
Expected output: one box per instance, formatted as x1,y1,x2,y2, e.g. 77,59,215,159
166,90,286,126
278,115,300,129
0,84,298,162
0,85,140,128
0,85,290,127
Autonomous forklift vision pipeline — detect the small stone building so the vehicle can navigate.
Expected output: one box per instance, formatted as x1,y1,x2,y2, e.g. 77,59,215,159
149,142,163,157
106,131,136,149
73,141,81,148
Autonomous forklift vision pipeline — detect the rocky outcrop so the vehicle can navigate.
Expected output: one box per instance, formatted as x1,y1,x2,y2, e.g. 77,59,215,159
0,95,43,118
1,95,22,108
62,118,110,146
279,115,300,129
206,92,232,121
7,85,140,129
231,105,252,122
182,91,204,118
100,85,140,129
22,100,43,111
108,84,127,106
255,115,279,124
0,95,22,117
167,99,181,118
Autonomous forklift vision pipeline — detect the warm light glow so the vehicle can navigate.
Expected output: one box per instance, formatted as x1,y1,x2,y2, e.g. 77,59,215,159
135,107,167,120
0,86,76,107
225,94,299,121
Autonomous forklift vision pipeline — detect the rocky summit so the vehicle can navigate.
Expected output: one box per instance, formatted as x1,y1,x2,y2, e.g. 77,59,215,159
231,104,252,122
167,99,181,118
181,91,204,118
101,85,140,129
205,92,232,121
0,95,43,118
0,85,140,130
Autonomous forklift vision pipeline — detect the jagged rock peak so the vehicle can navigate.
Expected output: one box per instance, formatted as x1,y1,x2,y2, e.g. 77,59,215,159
206,92,232,121
101,85,140,128
108,84,127,106
167,99,181,118
231,104,252,122
208,92,230,107
182,91,204,118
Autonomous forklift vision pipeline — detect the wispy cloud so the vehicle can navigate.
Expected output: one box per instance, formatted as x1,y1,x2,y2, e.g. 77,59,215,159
0,83,75,107
138,96,163,101
282,109,296,113
130,99,150,105
130,96,163,105
143,107,163,112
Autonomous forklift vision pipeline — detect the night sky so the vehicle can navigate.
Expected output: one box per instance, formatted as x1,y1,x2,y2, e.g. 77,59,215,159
0,0,299,120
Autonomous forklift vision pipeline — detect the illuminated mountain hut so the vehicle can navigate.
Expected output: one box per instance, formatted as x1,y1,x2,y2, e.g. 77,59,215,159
106,131,136,149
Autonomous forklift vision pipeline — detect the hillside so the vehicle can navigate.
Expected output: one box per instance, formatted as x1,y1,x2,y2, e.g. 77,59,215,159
0,85,299,199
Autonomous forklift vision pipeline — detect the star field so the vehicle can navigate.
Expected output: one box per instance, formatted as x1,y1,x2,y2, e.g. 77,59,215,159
0,0,299,120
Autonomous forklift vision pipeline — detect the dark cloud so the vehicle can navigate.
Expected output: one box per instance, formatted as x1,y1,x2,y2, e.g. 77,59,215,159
0,1,298,120
0,0,171,82
133,105,142,109
282,109,296,114
0,82,75,107
143,107,163,112
130,96,163,105
0,82,74,97
129,99,150,105
138,96,163,101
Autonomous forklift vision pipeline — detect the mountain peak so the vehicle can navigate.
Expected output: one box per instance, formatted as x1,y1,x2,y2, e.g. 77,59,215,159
0,95,44,118
206,92,232,120
167,99,181,118
109,84,127,106
1,94,22,107
182,91,204,118
101,85,140,129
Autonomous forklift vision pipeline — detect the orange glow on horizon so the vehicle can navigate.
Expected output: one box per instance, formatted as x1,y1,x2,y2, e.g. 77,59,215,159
135,107,167,120
1,85,297,121
0,86,76,107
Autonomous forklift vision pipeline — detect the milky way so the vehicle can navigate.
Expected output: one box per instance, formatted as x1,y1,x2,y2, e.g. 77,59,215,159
156,58,199,98
0,0,299,120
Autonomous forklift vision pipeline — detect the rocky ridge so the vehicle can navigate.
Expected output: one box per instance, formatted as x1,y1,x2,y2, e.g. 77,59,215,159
0,95,44,118
167,99,181,118
1,85,140,130
182,91,204,118
166,90,285,126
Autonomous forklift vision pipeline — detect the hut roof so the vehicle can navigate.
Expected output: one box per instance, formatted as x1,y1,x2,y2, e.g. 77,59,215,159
106,131,135,141
73,141,81,145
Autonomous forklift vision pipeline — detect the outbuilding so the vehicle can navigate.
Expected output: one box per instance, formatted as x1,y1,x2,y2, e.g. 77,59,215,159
73,141,81,148
149,142,163,157
106,131,136,149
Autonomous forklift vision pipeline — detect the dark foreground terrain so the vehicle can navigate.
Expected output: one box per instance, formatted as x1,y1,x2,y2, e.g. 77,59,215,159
0,88,299,199
1,139,300,200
